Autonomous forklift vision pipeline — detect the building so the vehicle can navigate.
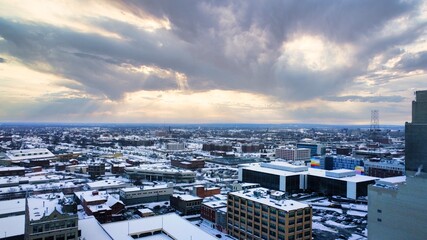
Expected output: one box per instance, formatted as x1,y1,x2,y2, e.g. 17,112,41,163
171,158,205,170
318,155,364,172
125,166,196,183
240,161,378,199
202,143,233,152
368,90,427,240
88,162,105,179
1,148,56,166
227,187,312,240
75,190,124,223
0,167,25,176
364,160,405,178
110,164,126,174
297,143,324,156
201,200,227,224
193,185,221,198
119,183,174,205
165,142,185,151
275,148,311,162
170,194,202,216
241,144,264,153
24,194,78,240
79,213,218,240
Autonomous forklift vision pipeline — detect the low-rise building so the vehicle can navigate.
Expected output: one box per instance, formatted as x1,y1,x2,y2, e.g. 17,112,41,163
1,149,56,166
119,183,174,205
193,185,221,198
171,158,205,170
25,194,78,240
125,166,196,183
170,194,202,216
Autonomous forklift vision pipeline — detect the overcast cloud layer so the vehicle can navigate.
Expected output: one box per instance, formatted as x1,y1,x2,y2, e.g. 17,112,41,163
0,0,426,124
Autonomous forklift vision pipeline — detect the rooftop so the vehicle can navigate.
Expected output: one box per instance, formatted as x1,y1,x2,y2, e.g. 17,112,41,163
230,187,310,212
101,213,217,240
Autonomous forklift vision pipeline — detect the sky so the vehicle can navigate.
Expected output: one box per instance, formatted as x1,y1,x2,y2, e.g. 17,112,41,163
0,0,426,125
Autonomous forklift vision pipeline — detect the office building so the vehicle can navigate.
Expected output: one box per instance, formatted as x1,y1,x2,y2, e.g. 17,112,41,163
364,160,405,178
275,148,311,162
240,161,378,199
368,90,427,240
296,143,324,156
165,142,185,151
119,183,174,205
318,155,364,172
193,185,221,198
227,187,312,240
125,166,196,183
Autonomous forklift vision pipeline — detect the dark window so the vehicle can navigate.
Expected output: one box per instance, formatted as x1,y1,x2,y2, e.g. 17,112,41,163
377,218,382,222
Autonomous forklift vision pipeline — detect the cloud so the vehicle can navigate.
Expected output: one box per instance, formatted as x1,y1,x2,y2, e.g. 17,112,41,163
0,0,426,123
323,95,405,103
0,57,5,63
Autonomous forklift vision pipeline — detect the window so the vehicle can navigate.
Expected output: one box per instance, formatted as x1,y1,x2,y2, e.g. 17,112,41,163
377,218,382,222
377,209,382,213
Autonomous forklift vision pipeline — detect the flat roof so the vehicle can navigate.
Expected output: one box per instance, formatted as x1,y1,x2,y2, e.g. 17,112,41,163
173,194,202,201
101,213,217,240
230,187,309,212
0,198,25,215
0,215,25,238
79,217,113,240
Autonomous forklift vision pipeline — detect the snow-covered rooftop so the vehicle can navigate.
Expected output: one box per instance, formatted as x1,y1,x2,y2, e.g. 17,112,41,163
230,187,310,212
101,213,217,240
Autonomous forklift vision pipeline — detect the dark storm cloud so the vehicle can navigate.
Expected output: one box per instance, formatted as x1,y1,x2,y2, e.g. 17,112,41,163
0,0,424,102
0,57,5,63
323,95,405,103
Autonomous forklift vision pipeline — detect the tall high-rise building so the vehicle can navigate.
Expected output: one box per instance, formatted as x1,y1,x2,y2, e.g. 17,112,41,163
368,90,427,240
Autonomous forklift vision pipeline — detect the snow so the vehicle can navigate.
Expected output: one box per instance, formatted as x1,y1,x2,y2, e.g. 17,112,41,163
101,213,217,240
347,210,368,217
79,217,113,240
325,220,356,229
230,187,309,212
312,221,338,233
0,215,25,238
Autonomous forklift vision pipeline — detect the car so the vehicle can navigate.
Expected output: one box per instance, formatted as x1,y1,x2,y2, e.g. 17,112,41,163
215,234,222,238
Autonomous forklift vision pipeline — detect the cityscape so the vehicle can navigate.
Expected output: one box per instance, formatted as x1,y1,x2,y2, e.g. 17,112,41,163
1,1,427,240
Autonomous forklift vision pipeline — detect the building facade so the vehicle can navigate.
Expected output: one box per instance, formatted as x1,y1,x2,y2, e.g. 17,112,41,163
119,184,173,205
227,187,312,240
170,194,202,216
275,148,311,162
368,90,427,240
25,196,78,240
125,167,196,183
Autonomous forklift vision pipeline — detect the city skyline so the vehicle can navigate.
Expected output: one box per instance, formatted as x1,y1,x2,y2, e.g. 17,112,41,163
0,0,426,124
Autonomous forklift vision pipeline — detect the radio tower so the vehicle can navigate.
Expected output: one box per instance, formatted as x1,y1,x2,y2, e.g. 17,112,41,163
370,110,380,141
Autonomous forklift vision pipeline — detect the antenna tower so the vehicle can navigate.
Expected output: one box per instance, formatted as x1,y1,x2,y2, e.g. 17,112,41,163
370,110,380,140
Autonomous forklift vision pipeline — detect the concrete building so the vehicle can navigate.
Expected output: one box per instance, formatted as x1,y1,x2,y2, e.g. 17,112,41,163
297,143,324,156
317,155,364,173
368,90,427,240
171,158,205,170
119,183,174,205
227,187,312,240
88,162,105,179
364,160,405,178
25,194,78,240
125,166,196,183
1,149,56,166
240,162,378,199
275,148,311,162
170,194,202,216
165,142,185,151
79,213,218,240
0,167,25,176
